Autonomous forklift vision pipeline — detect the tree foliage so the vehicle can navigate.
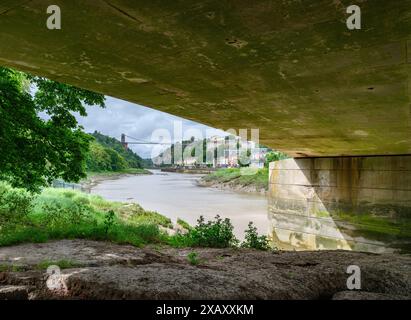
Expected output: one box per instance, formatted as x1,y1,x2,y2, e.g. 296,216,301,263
264,151,289,168
90,131,144,169
86,131,152,171
0,67,105,191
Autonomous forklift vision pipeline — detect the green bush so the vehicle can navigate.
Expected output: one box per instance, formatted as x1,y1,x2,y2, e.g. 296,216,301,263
176,215,239,248
0,182,32,228
241,222,270,251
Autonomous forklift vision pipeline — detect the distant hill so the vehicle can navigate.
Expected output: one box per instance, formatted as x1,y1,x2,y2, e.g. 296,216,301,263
86,131,152,172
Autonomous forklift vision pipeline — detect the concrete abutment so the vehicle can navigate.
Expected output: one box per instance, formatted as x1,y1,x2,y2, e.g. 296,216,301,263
268,155,411,253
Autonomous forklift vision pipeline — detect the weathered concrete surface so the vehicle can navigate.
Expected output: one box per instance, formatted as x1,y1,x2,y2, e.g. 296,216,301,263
0,1,410,156
0,240,410,300
268,156,411,253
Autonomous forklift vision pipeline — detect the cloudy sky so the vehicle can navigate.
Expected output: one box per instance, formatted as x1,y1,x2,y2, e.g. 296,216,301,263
74,96,227,159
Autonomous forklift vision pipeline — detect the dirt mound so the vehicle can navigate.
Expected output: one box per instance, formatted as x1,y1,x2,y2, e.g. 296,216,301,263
0,240,410,300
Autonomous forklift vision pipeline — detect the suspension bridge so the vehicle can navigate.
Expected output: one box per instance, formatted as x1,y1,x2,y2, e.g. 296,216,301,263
120,134,172,150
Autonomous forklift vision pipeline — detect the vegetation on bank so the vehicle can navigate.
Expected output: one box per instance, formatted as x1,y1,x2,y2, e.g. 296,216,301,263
264,150,289,168
85,168,152,180
201,167,269,191
87,131,152,172
199,150,289,192
0,182,271,251
0,182,166,247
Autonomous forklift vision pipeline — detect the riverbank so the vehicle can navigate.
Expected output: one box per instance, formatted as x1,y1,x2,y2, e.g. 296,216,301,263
1,239,410,300
0,181,268,249
198,168,269,195
0,183,184,248
81,168,152,191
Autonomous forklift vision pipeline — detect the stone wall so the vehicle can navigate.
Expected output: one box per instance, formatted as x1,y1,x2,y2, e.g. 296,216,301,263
268,156,411,253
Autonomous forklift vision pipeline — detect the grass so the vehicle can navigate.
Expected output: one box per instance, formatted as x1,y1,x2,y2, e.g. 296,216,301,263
202,167,269,191
128,209,172,228
0,185,169,248
177,218,192,231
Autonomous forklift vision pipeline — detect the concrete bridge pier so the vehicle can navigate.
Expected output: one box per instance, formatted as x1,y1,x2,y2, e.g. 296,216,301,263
268,156,411,253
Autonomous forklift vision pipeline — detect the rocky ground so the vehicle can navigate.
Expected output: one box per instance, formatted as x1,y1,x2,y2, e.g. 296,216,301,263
0,240,410,300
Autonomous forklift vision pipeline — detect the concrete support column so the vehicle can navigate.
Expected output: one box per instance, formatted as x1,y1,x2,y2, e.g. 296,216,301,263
268,156,411,253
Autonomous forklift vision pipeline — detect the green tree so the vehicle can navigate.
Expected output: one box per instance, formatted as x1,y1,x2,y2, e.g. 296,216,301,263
0,67,105,191
86,141,112,171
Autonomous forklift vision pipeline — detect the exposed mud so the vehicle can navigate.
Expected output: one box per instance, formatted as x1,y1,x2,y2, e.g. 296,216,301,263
197,179,267,195
81,171,151,192
0,240,410,300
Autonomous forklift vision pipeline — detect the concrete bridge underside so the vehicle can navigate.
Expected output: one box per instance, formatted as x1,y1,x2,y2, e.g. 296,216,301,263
0,0,411,157
0,0,411,252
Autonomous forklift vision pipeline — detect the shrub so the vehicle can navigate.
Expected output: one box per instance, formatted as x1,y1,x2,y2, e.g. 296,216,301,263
181,215,239,248
0,182,32,228
241,222,270,251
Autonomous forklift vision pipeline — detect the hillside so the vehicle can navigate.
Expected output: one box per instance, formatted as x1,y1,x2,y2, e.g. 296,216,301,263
86,131,152,172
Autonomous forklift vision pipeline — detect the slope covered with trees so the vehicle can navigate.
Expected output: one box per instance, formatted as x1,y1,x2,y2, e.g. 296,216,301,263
86,131,152,172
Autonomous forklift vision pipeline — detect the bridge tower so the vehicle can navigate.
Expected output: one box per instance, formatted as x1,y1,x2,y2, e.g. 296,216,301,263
121,134,128,150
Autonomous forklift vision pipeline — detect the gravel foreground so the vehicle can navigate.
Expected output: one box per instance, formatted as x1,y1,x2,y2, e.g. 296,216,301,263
0,240,410,300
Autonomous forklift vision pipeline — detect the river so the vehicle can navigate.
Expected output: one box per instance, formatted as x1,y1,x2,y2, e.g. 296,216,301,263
90,170,268,239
